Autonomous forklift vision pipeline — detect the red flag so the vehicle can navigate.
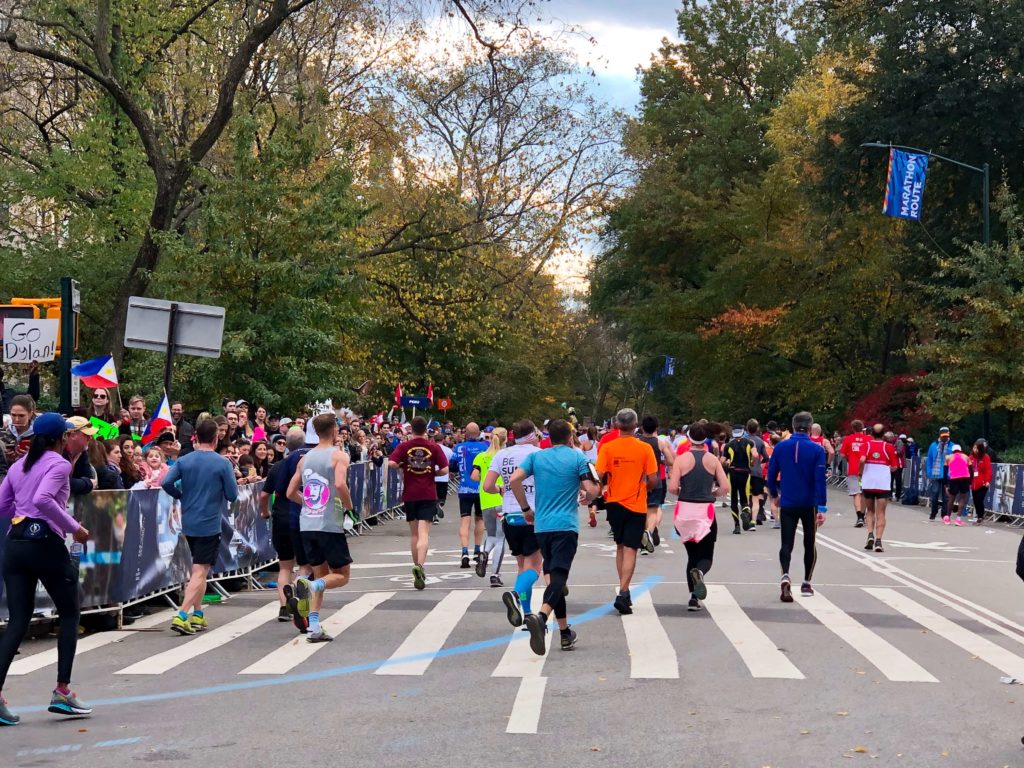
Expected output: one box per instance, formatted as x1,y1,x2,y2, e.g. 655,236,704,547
426,383,434,405
395,383,402,406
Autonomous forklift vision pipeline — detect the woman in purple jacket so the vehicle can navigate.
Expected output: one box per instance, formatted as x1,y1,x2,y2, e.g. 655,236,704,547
0,412,92,726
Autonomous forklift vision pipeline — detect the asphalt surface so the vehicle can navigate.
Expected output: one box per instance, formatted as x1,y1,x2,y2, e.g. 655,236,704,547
6,489,1024,767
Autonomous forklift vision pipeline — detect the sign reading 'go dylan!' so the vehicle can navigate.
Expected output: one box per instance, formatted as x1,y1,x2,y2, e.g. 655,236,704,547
2,318,59,363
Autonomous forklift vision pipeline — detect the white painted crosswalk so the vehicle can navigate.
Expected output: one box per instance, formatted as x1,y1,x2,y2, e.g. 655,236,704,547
14,583,1024,692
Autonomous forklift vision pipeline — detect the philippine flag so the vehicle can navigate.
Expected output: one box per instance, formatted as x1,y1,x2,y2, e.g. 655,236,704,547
71,355,118,388
141,393,173,445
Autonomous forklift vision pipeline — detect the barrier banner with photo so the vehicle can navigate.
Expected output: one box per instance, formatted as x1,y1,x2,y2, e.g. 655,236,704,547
1,464,404,617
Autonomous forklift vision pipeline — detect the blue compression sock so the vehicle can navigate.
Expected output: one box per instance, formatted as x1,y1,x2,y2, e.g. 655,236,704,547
462,547,468,556
177,610,188,621
311,578,326,593
192,610,203,619
514,569,540,614
474,545,481,554
309,611,320,632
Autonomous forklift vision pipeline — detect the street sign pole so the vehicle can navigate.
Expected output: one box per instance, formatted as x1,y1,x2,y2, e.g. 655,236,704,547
58,277,79,414
163,302,179,397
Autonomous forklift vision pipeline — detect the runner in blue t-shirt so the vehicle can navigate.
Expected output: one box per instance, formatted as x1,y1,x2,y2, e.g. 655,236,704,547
451,422,489,568
510,419,600,656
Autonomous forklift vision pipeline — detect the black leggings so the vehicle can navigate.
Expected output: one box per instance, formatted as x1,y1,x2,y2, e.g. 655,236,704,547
779,506,817,582
0,535,80,688
684,517,717,593
543,569,568,620
973,487,988,520
729,470,750,522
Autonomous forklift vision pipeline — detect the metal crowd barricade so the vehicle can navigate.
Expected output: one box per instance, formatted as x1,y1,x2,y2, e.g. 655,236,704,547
898,453,1024,524
0,461,405,625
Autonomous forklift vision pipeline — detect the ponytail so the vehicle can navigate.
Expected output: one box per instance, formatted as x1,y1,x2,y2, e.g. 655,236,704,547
24,433,61,471
489,428,508,453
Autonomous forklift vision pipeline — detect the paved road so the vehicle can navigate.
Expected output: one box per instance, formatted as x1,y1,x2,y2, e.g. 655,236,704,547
7,490,1024,766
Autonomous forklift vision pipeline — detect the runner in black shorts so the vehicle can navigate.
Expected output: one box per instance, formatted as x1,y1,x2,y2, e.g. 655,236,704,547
185,534,220,566
606,502,645,550
261,429,308,622
405,499,438,523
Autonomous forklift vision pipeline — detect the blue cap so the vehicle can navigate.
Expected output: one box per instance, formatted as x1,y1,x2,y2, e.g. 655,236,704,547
939,426,951,435
33,412,75,439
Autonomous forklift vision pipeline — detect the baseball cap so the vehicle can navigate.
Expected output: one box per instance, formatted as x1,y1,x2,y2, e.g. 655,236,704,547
279,417,293,427
235,399,248,407
271,433,286,444
952,444,963,452
939,426,950,435
34,412,75,439
67,416,98,436
898,433,907,439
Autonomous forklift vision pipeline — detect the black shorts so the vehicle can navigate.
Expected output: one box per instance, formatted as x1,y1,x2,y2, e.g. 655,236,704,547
607,502,646,550
436,482,450,504
862,489,890,500
591,496,606,511
647,481,667,508
749,476,766,496
186,534,220,566
458,493,483,518
290,527,309,566
301,530,353,569
271,518,295,562
502,519,540,557
405,499,438,522
536,530,579,575
948,478,971,496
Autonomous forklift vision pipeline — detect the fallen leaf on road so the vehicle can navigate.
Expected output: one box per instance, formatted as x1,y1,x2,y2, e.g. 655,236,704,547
853,746,868,753
854,670,866,675
941,751,949,758
836,711,849,716
78,728,88,732
800,730,810,735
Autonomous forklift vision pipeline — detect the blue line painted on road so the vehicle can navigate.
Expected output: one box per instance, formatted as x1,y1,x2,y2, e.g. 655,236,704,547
14,576,662,714
95,737,144,748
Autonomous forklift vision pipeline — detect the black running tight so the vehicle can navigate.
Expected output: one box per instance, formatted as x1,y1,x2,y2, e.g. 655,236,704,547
684,517,717,593
0,536,80,688
779,506,817,582
543,568,568,620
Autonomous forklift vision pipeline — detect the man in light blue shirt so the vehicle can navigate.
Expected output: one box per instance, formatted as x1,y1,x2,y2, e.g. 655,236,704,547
510,419,600,656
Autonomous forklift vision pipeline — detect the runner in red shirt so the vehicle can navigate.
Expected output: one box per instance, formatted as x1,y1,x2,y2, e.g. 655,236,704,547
859,424,900,553
839,420,869,527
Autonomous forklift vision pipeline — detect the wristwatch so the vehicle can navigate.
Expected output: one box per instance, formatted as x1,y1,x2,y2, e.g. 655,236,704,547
520,505,532,514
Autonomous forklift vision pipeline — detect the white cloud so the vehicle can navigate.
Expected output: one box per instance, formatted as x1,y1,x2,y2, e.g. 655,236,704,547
547,19,675,80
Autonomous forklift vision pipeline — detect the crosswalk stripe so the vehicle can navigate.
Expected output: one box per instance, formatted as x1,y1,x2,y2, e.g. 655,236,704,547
493,588,551,678
506,677,548,734
797,590,937,682
864,587,1024,678
8,610,175,676
239,592,395,675
375,589,481,675
116,602,280,675
703,584,804,679
621,589,678,679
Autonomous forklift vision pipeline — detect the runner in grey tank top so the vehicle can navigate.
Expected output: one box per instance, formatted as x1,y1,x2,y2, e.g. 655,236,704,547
679,448,716,503
286,414,354,643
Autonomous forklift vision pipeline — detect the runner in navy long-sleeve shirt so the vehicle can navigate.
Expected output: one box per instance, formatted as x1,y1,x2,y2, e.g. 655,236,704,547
766,411,827,603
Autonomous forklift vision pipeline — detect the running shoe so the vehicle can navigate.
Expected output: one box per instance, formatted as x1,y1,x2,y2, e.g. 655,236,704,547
613,592,633,615
771,521,781,529
294,578,312,619
490,574,503,588
732,526,742,535
560,627,578,651
801,582,814,597
780,578,793,603
306,629,334,644
460,555,470,569
588,511,597,528
942,515,951,525
189,613,207,631
864,533,875,551
277,605,291,622
652,527,660,546
874,539,884,553
640,530,655,554
48,689,92,717
473,552,480,563
475,551,489,577
689,568,707,600
502,590,525,627
954,518,964,527
170,615,195,636
756,510,766,525
524,613,547,656
687,597,703,612
0,697,19,726
855,518,864,528
412,564,426,590
284,584,307,633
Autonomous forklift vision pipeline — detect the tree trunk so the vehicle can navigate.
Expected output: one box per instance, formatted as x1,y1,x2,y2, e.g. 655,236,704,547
102,181,182,367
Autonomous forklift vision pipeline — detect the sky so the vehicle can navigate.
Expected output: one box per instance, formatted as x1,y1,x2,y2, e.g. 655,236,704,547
545,0,681,110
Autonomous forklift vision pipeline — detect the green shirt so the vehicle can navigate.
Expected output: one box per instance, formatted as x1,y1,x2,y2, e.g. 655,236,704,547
473,450,503,509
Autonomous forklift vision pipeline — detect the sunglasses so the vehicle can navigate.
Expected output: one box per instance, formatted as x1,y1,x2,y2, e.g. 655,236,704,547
94,394,108,400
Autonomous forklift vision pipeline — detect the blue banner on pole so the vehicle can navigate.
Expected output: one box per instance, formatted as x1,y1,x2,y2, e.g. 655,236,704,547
663,356,676,376
883,148,929,221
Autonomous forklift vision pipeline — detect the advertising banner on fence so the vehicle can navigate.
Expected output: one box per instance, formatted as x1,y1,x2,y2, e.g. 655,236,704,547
1,464,404,618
